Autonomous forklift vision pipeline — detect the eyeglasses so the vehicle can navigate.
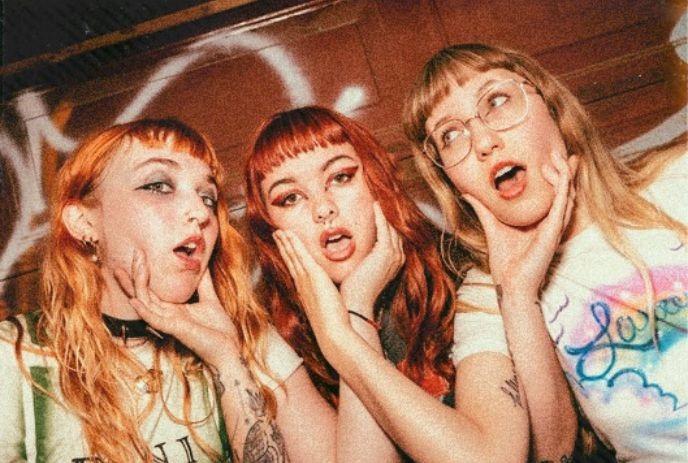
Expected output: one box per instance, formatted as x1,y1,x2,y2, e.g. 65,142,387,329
422,79,533,169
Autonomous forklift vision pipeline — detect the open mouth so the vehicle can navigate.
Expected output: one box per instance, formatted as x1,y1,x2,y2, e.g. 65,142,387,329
173,237,205,271
492,163,527,199
320,228,355,261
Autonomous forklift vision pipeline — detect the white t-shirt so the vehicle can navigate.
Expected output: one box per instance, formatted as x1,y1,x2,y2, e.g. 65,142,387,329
454,152,688,462
0,316,302,463
451,270,510,367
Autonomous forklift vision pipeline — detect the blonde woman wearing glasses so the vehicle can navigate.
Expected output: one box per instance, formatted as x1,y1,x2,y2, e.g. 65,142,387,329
404,43,687,462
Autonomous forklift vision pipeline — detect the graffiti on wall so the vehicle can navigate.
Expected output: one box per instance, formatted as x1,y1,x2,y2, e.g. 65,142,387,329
0,11,686,301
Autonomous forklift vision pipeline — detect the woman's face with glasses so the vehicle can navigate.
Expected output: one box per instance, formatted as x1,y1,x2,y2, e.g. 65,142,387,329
424,68,567,227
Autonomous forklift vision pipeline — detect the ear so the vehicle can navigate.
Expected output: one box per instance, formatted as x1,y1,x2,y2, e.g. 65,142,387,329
61,203,99,243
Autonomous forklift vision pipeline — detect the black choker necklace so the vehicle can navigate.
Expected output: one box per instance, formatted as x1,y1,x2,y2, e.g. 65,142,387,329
102,313,164,340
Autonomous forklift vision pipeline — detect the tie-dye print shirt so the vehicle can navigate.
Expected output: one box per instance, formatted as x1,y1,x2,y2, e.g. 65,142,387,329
541,152,687,462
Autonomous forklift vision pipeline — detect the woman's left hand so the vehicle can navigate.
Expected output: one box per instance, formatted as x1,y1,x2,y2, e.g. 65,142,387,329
463,150,577,299
339,202,406,317
114,251,241,365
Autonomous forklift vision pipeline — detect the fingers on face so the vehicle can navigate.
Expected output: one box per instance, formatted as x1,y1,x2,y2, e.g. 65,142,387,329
131,249,151,303
462,193,497,231
374,202,405,269
373,202,391,245
197,268,218,302
274,230,302,278
113,268,135,298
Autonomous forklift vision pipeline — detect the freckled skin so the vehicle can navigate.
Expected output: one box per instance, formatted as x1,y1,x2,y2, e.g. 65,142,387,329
261,143,377,284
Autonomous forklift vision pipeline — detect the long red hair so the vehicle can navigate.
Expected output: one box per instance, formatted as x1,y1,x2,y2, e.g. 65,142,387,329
244,106,457,405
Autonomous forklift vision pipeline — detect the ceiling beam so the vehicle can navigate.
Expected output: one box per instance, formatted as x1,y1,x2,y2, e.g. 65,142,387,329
1,0,256,76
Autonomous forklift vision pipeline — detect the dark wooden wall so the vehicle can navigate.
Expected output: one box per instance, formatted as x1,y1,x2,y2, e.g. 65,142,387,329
1,0,686,315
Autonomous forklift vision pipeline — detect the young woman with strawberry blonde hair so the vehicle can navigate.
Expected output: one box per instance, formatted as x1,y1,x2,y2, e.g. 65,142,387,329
244,106,530,462
0,118,335,462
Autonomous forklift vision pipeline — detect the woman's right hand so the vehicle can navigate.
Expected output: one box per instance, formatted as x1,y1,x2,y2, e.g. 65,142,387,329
273,230,350,348
463,150,577,299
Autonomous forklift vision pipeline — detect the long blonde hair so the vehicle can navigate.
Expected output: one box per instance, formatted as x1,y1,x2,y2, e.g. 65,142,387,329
17,119,275,462
403,43,686,329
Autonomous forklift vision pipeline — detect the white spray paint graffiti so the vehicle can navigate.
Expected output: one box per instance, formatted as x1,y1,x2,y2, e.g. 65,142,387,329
0,29,367,297
1,12,686,299
614,10,687,157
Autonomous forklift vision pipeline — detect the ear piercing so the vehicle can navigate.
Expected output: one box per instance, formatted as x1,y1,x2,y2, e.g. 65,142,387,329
82,236,100,263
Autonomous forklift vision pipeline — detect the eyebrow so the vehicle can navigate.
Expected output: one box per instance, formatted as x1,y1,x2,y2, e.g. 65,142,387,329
134,157,180,170
428,78,500,132
322,154,355,172
136,157,217,189
266,154,357,197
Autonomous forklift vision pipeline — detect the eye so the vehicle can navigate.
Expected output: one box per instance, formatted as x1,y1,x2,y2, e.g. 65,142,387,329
140,181,173,194
441,128,460,147
329,166,358,186
436,123,468,149
487,92,509,109
273,191,303,207
201,194,218,210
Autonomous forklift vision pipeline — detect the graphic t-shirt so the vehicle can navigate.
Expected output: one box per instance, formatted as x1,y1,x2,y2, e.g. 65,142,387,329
0,316,302,463
454,152,688,462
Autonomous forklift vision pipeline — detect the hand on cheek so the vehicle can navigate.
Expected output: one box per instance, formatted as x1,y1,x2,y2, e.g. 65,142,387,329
466,148,577,296
113,250,241,364
339,202,405,317
273,230,349,347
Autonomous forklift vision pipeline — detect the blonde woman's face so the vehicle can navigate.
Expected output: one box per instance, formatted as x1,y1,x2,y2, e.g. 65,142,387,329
425,68,567,227
261,143,377,284
90,140,219,303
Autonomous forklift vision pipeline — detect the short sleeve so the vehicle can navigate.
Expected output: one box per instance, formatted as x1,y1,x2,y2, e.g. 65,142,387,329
452,269,510,366
642,149,688,223
451,311,510,366
456,268,500,314
0,321,28,461
254,325,303,391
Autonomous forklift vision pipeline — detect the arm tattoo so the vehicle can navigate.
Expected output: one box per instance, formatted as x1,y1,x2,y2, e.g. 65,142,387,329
539,456,573,463
243,420,288,463
500,371,524,409
208,364,226,398
233,379,289,463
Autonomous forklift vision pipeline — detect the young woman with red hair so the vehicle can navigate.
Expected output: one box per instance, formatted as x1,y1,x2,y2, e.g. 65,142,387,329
244,106,530,462
0,118,335,462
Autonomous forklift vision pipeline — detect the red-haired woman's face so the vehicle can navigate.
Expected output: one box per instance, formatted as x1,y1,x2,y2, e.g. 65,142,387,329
261,142,376,284
424,68,567,227
85,140,219,304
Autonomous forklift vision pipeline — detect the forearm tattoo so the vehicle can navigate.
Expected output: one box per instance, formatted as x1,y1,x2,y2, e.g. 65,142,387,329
500,371,524,409
208,364,226,398
539,456,573,463
232,373,289,463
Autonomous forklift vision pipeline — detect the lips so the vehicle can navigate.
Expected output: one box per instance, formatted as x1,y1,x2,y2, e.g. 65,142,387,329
490,161,527,200
319,227,355,261
173,235,205,272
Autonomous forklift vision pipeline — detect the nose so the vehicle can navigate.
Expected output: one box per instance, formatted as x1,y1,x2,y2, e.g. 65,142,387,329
468,118,503,161
312,196,338,224
185,194,211,228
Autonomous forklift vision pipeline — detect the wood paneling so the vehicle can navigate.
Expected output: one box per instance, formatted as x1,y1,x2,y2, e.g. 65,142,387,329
1,0,686,315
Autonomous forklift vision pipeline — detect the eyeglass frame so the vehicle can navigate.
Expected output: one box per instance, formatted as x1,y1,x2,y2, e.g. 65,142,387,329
422,79,538,170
